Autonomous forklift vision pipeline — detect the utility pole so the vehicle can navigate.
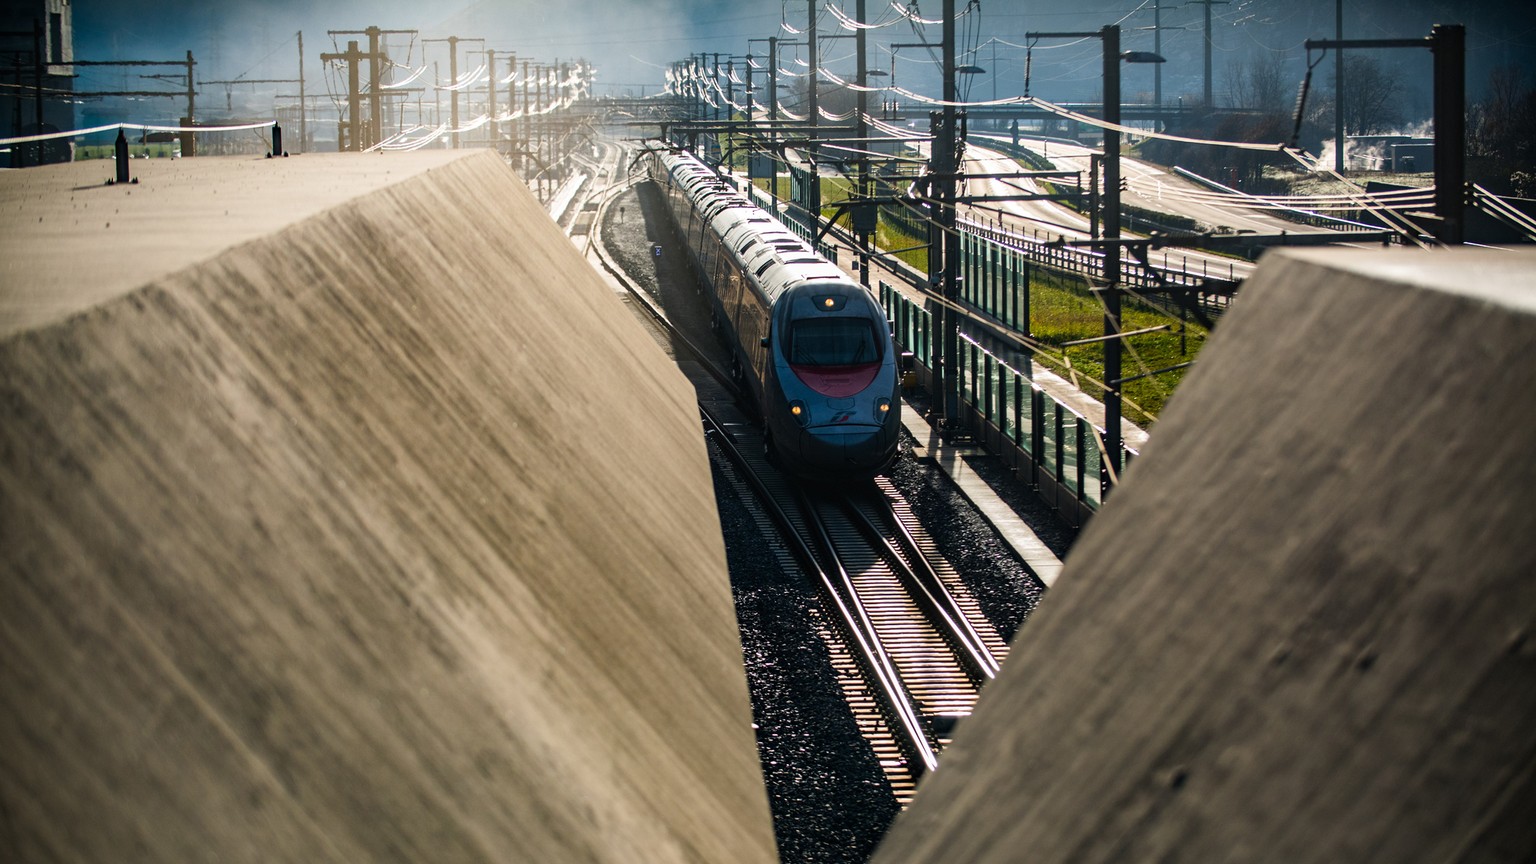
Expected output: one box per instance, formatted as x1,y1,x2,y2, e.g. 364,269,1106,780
1334,0,1344,172
347,41,360,150
330,28,413,149
1026,24,1153,490
63,56,199,155
805,0,823,237
537,63,547,192
183,50,196,156
501,52,517,154
522,58,532,171
768,39,779,125
1102,24,1124,485
487,49,497,148
298,31,306,152
807,0,819,129
1088,154,1101,239
936,0,960,429
423,35,483,148
368,27,381,145
507,54,517,121
1186,0,1228,108
320,40,364,150
450,37,460,147
1306,25,1465,243
1154,1,1162,111
769,38,780,192
726,56,736,167
743,51,755,128
32,18,42,136
1430,24,1465,245
692,54,702,129
712,52,722,161
856,0,871,287
539,63,548,154
558,61,570,175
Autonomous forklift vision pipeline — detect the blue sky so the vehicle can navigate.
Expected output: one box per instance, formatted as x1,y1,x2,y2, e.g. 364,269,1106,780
67,0,1532,127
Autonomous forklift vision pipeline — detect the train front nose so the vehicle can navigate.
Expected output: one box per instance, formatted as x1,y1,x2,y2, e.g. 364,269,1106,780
799,424,898,474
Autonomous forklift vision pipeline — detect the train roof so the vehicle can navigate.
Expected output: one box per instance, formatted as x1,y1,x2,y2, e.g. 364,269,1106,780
659,149,863,304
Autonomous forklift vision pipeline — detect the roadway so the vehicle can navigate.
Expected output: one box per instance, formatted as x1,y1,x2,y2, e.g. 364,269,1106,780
958,137,1257,285
969,133,1334,238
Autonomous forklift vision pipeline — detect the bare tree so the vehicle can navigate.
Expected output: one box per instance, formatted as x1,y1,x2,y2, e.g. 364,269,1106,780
1333,54,1403,135
1468,64,1536,195
1226,51,1292,117
1470,65,1536,162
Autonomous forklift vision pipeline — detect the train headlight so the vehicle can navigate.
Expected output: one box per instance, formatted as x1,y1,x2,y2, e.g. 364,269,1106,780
789,400,811,427
877,398,891,420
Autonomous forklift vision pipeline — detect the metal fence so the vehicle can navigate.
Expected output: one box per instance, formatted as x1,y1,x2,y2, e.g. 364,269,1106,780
881,280,1110,525
961,218,1236,296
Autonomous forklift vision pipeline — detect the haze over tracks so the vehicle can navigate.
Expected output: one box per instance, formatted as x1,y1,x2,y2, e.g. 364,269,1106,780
0,151,775,863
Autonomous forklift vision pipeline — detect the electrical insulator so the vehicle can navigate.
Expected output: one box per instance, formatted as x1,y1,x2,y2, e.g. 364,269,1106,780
1289,66,1314,149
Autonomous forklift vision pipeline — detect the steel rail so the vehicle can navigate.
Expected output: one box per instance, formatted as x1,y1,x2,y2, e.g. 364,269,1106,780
593,166,939,777
702,410,940,777
845,492,1001,681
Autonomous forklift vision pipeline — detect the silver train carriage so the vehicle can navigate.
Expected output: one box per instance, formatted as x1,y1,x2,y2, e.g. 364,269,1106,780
649,148,902,478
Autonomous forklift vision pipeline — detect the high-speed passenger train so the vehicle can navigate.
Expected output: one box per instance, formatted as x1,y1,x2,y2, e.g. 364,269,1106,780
649,147,902,478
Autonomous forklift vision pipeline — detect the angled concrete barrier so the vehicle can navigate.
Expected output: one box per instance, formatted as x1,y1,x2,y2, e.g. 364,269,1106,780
874,247,1536,863
0,151,775,864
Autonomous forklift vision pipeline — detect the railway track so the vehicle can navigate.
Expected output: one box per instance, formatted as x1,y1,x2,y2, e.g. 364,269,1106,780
700,408,1010,804
591,169,1009,806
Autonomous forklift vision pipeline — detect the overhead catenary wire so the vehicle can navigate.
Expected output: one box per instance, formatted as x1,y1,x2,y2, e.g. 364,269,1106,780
891,0,943,26
1277,148,1437,247
727,146,1191,437
1471,185,1536,241
380,64,429,89
780,0,804,34
0,120,283,146
820,66,888,93
819,105,858,121
683,6,1459,254
444,63,490,91
829,2,901,30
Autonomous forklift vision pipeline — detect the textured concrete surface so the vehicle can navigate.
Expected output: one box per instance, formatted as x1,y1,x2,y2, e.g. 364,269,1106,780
0,151,776,863
873,246,1536,863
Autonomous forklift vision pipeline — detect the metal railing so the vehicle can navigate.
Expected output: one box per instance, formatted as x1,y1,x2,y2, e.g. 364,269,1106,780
881,280,1116,526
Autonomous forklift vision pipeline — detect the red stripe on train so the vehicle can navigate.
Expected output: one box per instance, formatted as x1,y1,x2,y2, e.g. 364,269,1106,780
790,363,880,398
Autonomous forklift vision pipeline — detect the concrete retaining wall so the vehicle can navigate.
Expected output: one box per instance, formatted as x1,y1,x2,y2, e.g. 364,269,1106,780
874,247,1536,863
0,151,775,864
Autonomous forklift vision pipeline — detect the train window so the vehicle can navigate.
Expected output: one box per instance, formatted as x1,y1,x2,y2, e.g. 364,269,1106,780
789,317,881,366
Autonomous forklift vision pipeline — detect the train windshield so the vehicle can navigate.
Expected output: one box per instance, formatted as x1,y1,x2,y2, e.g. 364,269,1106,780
788,317,881,366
